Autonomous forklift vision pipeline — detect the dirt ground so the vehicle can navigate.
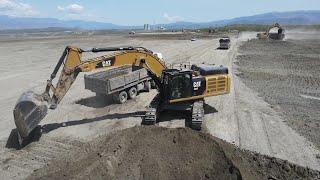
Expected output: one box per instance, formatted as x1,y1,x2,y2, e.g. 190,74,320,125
28,126,320,180
0,30,319,179
236,38,320,148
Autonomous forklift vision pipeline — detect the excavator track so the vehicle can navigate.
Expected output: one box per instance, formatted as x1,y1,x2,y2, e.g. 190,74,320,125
143,108,157,125
142,94,160,125
191,100,204,130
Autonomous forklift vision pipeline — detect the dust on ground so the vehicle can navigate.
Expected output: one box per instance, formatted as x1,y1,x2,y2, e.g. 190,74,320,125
28,126,320,180
129,31,235,40
236,38,320,147
285,29,320,40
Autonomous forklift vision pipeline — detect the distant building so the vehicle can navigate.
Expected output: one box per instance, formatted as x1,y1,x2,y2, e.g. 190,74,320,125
144,24,151,31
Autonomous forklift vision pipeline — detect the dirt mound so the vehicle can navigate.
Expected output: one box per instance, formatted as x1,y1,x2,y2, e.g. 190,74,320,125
28,126,320,180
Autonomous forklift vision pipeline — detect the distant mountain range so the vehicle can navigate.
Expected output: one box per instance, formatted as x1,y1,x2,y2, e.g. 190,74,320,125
0,16,125,30
165,10,320,29
0,10,319,30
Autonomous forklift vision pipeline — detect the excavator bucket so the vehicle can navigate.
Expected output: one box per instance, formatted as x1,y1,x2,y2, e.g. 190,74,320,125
13,91,48,141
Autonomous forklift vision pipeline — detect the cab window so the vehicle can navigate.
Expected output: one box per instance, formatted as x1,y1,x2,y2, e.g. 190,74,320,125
170,74,192,100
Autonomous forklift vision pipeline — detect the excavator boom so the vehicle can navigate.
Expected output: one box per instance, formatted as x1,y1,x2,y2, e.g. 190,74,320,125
13,46,166,141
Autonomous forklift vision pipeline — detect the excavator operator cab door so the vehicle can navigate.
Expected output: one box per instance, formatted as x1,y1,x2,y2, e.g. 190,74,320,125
162,70,193,102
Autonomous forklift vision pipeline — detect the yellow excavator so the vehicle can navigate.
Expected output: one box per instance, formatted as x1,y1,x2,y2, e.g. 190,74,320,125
13,46,230,144
257,23,285,40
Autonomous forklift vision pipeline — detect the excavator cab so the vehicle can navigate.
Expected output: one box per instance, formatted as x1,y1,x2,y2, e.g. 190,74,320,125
161,69,193,102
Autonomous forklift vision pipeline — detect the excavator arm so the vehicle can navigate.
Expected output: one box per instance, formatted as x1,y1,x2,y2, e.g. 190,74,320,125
45,46,166,108
13,46,167,140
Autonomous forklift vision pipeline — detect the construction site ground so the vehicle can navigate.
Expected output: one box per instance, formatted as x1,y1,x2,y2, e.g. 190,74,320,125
0,30,319,179
236,37,320,148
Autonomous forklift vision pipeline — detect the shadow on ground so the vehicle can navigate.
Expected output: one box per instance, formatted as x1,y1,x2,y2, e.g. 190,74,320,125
6,127,42,150
41,111,145,134
6,111,145,149
158,103,218,128
6,103,217,149
75,95,115,108
216,47,229,50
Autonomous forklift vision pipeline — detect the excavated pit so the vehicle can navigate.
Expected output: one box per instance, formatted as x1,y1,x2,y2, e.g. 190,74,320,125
28,126,320,180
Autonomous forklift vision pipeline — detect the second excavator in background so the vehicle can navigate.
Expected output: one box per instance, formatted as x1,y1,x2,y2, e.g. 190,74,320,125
257,23,285,40
13,46,230,145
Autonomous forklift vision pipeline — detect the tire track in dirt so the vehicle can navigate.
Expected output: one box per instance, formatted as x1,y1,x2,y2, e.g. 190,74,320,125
203,35,240,146
0,136,83,180
233,35,320,170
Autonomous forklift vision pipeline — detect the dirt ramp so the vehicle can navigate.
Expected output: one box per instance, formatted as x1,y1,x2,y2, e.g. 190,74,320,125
28,126,320,180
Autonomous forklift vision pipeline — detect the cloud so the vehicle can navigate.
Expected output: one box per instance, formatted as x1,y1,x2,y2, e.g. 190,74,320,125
56,4,104,22
0,0,37,16
163,13,183,22
57,4,84,14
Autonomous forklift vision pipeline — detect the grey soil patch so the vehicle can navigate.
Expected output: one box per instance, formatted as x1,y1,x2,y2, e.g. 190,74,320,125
129,32,233,40
236,39,320,147
28,126,320,180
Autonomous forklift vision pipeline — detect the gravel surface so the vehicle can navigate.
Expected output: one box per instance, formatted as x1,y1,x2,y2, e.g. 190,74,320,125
0,31,320,179
236,38,320,147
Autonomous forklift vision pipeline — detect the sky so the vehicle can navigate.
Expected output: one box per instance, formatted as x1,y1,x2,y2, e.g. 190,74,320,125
0,0,319,25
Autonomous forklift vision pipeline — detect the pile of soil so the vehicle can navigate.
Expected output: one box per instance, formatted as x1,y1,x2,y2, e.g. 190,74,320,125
28,126,320,180
235,39,320,147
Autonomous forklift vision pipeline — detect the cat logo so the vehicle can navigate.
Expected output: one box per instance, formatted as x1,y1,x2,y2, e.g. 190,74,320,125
102,60,112,67
193,81,201,90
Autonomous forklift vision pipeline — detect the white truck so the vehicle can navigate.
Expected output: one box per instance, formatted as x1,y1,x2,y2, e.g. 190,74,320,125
219,37,231,49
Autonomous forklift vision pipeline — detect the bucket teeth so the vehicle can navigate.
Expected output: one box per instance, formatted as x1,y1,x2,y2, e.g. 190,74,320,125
13,91,48,140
